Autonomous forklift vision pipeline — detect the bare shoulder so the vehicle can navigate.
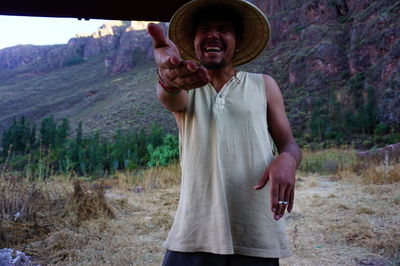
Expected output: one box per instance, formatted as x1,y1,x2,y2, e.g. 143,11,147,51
262,74,276,85
262,74,283,101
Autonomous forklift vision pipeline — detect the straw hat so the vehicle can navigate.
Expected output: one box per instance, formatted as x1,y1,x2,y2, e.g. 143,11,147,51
168,0,271,66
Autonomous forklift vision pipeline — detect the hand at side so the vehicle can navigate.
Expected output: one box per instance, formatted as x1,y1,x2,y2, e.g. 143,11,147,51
254,152,297,220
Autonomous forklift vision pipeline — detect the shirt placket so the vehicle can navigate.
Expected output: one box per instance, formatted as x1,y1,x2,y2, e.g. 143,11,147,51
214,81,233,113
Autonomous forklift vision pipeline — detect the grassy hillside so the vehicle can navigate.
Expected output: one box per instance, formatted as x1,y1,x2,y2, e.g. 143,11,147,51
0,52,176,136
0,0,399,149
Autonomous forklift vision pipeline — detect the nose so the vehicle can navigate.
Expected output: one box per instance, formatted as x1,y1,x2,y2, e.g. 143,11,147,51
205,29,219,39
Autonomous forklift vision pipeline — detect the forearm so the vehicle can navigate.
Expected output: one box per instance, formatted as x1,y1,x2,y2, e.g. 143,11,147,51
156,83,188,112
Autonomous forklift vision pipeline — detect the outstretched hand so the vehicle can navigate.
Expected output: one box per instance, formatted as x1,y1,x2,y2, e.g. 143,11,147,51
254,152,297,220
147,23,210,90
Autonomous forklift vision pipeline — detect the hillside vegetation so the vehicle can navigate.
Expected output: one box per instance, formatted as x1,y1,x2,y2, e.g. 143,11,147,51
1,116,178,179
0,1,399,149
0,50,176,137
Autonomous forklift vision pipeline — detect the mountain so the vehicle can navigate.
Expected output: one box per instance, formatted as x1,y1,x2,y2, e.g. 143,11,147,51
248,0,399,146
0,0,398,147
0,21,176,137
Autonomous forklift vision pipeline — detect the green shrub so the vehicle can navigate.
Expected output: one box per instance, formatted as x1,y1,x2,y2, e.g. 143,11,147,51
147,134,179,167
1,116,179,178
64,56,85,67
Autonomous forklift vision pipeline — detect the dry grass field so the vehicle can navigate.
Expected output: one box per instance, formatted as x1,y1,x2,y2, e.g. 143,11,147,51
1,149,399,265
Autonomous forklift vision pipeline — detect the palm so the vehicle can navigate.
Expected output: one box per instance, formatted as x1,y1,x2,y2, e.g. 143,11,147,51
147,23,210,90
148,23,182,69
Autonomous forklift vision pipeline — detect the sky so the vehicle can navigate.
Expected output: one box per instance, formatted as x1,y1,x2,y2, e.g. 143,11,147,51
0,15,113,49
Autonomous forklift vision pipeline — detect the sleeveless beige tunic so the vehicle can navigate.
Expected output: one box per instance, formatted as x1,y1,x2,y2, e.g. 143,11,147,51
163,71,291,258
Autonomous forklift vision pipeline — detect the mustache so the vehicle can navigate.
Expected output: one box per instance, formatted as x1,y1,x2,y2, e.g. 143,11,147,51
201,39,225,49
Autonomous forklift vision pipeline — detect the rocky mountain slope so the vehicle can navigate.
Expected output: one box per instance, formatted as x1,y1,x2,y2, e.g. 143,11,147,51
0,21,158,75
0,0,398,146
248,0,399,143
0,21,174,137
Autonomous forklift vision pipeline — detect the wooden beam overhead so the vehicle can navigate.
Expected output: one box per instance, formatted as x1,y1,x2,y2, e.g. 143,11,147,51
0,1,191,22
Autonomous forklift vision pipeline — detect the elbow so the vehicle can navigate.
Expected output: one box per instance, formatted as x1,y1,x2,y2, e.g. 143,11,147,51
162,101,187,112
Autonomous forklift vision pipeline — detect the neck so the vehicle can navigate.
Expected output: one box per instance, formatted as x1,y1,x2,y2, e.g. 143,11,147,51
207,66,236,92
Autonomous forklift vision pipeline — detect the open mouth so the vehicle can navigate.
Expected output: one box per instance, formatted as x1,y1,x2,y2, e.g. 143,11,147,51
205,46,221,53
202,40,225,54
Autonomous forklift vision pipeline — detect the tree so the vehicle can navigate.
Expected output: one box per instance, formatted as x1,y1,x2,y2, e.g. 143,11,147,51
1,117,35,155
56,118,70,147
40,116,57,148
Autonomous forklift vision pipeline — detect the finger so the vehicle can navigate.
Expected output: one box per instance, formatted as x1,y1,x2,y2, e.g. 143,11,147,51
161,67,194,88
186,65,210,82
160,61,207,88
158,55,184,70
166,62,199,80
275,185,286,219
254,176,268,190
269,179,278,214
147,23,168,49
254,167,270,190
170,56,182,66
148,23,184,71
185,60,199,72
197,66,210,81
168,66,209,88
288,187,295,213
184,79,211,90
276,186,290,220
173,72,210,89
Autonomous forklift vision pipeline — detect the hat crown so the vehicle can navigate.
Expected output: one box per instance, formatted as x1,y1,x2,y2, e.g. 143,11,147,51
168,0,271,66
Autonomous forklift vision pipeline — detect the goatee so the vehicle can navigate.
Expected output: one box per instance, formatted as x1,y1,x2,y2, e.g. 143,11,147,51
201,59,226,70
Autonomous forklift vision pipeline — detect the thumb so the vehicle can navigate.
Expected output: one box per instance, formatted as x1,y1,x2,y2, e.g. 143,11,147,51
254,169,270,190
147,23,168,49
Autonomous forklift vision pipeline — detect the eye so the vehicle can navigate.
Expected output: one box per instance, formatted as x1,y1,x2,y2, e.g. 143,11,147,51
219,26,234,34
197,26,209,34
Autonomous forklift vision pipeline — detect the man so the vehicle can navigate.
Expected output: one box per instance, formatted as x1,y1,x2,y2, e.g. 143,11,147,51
147,0,301,265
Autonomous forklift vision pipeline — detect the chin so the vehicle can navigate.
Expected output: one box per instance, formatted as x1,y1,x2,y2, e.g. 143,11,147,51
201,59,226,70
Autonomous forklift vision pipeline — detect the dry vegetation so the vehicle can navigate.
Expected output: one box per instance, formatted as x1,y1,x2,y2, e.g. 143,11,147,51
1,149,399,265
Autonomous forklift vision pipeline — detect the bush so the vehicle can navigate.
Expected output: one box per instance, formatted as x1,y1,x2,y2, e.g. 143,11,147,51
1,117,179,178
147,134,179,167
63,56,85,67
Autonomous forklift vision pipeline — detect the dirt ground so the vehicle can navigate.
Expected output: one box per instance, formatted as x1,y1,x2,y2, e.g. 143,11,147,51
22,169,399,266
281,174,399,266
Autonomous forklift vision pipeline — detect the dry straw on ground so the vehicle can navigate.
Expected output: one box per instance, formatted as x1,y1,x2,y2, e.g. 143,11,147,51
1,149,399,265
0,173,64,248
282,173,400,266
70,179,115,223
0,172,118,264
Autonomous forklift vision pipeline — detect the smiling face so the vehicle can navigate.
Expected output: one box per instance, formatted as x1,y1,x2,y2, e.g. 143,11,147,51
194,20,237,70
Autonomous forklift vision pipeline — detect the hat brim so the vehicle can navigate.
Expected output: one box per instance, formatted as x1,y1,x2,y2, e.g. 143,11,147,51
168,0,270,67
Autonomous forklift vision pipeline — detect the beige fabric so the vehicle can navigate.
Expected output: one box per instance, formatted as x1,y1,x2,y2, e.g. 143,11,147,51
163,72,291,258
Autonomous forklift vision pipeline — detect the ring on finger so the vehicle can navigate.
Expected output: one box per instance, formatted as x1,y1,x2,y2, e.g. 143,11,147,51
278,200,288,205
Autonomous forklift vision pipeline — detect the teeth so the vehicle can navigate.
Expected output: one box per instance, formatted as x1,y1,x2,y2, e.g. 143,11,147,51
205,46,221,52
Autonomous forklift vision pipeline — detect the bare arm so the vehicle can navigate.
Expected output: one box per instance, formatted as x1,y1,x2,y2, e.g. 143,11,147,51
156,83,188,112
264,75,301,167
147,23,210,112
254,74,302,220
